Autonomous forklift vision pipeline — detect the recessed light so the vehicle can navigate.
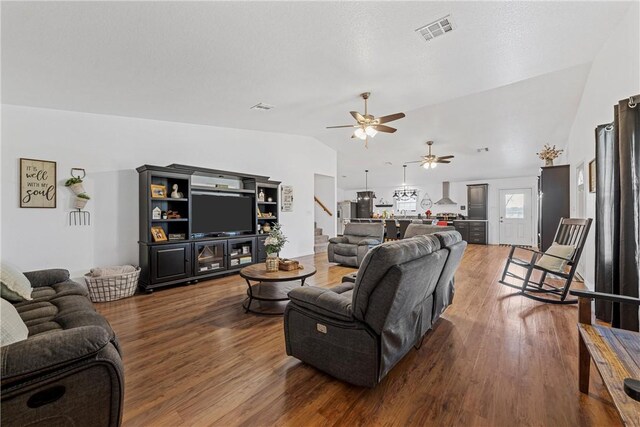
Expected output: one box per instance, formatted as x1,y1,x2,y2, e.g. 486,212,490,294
250,103,275,111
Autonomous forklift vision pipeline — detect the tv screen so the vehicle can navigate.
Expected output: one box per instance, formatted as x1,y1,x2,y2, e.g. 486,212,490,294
192,194,254,234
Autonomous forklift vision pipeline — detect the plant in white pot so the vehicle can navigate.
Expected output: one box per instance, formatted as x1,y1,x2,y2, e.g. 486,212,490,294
65,177,85,195
74,193,90,209
264,223,287,272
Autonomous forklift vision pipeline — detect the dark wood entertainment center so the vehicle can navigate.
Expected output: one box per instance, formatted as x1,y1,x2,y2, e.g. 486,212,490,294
137,164,280,292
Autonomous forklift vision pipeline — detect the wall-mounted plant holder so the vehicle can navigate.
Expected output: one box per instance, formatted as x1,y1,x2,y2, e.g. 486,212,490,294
67,168,91,226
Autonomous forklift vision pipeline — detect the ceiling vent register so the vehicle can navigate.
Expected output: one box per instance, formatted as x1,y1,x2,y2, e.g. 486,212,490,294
415,15,454,42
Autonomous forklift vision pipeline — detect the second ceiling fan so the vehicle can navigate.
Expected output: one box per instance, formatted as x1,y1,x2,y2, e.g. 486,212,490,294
419,141,454,169
326,92,405,148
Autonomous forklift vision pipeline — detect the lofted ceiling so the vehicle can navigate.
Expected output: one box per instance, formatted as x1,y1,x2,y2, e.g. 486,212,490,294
2,1,634,189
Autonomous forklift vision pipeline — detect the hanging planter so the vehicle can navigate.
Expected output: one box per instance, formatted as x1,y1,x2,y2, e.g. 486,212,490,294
74,193,90,209
65,177,85,195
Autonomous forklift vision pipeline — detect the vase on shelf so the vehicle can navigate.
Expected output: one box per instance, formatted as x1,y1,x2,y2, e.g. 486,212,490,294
265,253,279,272
545,159,554,166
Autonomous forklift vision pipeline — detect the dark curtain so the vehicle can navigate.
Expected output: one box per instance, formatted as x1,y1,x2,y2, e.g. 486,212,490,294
595,94,640,332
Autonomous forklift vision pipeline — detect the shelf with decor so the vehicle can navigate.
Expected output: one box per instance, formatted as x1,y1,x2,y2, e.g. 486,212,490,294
137,164,281,292
256,180,280,235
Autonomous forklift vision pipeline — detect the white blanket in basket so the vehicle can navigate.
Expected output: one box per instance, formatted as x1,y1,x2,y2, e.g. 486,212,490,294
88,265,137,278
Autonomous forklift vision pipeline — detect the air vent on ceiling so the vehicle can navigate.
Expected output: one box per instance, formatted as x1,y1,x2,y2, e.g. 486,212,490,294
415,15,454,42
250,103,275,111
477,147,489,153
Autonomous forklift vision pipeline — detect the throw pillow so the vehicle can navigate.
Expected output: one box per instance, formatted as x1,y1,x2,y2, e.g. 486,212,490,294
1,298,29,346
0,261,33,302
535,244,575,272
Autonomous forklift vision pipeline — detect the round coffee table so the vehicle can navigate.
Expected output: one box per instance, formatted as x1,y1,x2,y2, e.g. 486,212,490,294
240,262,316,315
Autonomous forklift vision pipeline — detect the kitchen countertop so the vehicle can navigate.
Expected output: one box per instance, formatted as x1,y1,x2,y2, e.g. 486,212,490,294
453,219,489,222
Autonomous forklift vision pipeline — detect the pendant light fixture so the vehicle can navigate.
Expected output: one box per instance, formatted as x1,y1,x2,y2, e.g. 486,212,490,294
393,165,418,201
358,169,375,201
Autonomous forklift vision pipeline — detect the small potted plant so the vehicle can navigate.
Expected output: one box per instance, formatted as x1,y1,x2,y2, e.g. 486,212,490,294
537,144,564,166
74,193,90,209
264,223,287,272
65,177,85,195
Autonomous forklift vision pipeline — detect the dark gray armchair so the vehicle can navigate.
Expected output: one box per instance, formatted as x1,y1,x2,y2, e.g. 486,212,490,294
327,222,384,267
285,231,467,387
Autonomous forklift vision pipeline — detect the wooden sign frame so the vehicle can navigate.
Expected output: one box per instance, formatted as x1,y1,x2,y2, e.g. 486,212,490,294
20,158,57,208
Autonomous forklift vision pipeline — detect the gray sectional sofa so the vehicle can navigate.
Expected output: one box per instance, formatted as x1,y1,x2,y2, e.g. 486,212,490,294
327,222,384,267
284,230,466,387
1,269,123,427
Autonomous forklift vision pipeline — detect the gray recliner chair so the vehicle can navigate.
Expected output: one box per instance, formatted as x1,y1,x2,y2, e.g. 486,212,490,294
404,223,455,238
327,222,384,267
285,231,467,387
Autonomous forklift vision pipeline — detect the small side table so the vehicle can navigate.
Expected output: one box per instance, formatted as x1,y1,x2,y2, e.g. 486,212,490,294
239,263,316,315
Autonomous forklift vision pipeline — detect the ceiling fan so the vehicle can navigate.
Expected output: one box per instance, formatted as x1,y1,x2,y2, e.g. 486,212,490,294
419,141,454,169
326,92,405,148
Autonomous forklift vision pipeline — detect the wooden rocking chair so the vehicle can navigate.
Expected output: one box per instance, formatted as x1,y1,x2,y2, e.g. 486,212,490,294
499,218,592,304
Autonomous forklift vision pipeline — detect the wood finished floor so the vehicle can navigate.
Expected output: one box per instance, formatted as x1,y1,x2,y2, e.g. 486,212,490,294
96,245,622,426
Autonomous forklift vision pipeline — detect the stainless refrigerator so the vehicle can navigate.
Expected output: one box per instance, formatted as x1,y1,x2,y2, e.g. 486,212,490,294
337,201,357,235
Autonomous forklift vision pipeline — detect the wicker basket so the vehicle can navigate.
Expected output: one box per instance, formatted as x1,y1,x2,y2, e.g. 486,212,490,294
84,267,140,302
279,259,300,271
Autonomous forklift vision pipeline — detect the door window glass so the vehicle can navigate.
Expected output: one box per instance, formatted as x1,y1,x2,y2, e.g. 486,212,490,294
505,194,525,219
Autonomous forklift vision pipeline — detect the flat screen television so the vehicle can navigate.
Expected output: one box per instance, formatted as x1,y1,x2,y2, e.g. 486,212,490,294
192,194,254,235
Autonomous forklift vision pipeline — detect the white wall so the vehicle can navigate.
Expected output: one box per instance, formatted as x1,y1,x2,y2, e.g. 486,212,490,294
564,2,640,290
340,175,539,245
1,105,337,277
313,174,336,238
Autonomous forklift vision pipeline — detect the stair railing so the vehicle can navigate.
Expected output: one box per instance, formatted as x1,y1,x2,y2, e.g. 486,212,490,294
314,196,333,217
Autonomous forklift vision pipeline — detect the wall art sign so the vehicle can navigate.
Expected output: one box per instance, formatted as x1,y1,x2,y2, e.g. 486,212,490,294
20,158,57,208
281,185,294,212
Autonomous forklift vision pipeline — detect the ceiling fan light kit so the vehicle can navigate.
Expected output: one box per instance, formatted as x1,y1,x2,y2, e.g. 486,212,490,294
419,141,454,169
326,92,405,148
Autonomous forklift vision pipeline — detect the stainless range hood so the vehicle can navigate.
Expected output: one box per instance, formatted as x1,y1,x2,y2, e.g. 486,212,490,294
435,181,457,205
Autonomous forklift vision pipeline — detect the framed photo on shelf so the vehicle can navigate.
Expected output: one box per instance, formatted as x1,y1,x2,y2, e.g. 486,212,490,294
588,159,596,193
150,226,167,242
150,184,167,198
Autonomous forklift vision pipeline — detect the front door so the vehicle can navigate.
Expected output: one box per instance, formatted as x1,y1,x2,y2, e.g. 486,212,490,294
499,188,532,246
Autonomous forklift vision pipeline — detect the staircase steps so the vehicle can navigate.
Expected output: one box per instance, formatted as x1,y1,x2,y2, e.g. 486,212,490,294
314,224,329,253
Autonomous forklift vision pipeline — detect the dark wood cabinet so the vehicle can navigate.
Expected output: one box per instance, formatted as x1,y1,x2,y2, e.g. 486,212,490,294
539,165,570,251
453,221,469,241
467,184,488,220
150,243,191,283
194,241,226,275
137,164,280,292
454,220,487,245
257,235,268,262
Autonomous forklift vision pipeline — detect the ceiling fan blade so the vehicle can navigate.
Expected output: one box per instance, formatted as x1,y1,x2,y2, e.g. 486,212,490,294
326,125,358,129
371,124,397,133
350,111,365,123
436,160,451,164
437,155,455,160
376,112,406,124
